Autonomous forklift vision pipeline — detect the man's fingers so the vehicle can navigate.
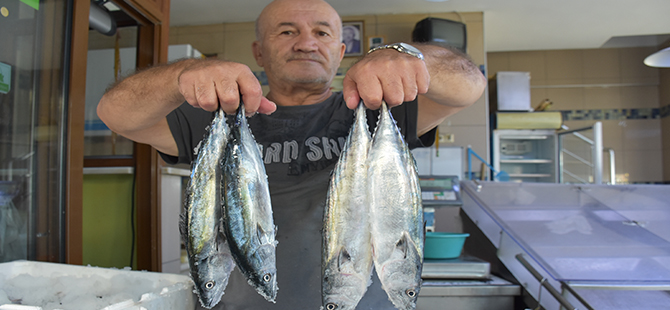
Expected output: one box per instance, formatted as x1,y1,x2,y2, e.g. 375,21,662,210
346,72,384,110
401,75,419,104
416,62,431,94
343,51,430,110
196,82,221,112
178,75,198,108
379,76,405,107
237,71,265,116
214,80,240,115
257,97,277,115
178,60,270,115
342,76,360,110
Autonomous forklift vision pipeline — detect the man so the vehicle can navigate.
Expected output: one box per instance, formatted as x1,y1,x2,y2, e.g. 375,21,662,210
97,0,486,308
342,25,361,54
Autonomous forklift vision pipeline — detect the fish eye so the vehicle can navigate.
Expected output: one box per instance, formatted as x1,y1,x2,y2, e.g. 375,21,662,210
205,281,216,290
406,289,416,298
263,273,272,282
326,303,338,310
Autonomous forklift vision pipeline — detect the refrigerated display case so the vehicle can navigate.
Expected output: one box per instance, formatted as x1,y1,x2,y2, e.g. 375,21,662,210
492,129,558,183
0,0,72,263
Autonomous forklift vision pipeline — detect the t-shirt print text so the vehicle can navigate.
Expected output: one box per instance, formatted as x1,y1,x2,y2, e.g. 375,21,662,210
260,136,347,176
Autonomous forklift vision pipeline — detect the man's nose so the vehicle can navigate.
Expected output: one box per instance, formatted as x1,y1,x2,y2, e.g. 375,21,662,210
294,32,319,52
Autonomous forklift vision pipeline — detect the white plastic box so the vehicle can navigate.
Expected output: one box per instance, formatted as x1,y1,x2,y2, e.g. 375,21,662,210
0,261,195,310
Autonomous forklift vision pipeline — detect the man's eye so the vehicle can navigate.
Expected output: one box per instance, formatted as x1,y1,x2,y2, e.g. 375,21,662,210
318,31,330,37
281,31,294,35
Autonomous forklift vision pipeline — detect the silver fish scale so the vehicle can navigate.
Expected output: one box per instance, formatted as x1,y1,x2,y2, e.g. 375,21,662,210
368,102,423,310
223,103,278,303
322,102,374,310
181,109,235,309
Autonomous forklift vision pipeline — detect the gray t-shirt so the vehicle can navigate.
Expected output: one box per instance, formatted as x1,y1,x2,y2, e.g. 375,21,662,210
161,92,435,310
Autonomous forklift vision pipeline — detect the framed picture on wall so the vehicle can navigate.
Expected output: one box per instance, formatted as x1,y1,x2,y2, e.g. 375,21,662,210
368,35,385,51
342,21,364,57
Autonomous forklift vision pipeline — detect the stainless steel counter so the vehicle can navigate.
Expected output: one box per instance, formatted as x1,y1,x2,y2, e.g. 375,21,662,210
418,275,520,310
461,180,670,310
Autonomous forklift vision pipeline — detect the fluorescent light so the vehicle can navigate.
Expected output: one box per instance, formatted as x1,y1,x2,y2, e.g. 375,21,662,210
644,47,670,68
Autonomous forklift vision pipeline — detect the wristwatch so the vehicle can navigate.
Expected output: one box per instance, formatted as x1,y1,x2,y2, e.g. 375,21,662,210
367,42,424,60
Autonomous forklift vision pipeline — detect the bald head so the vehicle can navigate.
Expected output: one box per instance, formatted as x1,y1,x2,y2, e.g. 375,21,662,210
255,0,342,41
250,0,346,93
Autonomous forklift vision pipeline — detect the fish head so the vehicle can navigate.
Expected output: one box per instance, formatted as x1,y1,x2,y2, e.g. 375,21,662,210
321,274,368,310
250,243,278,302
379,257,422,310
378,234,423,310
321,253,369,310
192,253,231,309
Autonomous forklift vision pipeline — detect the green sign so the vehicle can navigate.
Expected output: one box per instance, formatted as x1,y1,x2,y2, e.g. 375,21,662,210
0,62,11,94
20,0,39,10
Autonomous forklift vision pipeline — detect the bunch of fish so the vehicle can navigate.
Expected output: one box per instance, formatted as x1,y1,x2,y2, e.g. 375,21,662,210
322,102,424,310
181,103,278,309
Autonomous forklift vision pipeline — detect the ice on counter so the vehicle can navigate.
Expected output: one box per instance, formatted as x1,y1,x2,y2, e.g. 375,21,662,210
0,261,195,310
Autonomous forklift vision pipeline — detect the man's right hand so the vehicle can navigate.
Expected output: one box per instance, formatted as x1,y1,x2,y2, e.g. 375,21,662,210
177,59,276,116
98,58,276,157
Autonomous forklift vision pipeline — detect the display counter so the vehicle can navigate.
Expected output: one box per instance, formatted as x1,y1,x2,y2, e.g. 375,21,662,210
461,180,670,309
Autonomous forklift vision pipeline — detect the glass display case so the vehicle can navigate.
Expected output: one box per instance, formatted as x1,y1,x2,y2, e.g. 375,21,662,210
0,0,72,262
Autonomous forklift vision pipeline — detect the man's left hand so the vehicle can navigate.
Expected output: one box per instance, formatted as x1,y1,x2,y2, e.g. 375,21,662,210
342,49,430,110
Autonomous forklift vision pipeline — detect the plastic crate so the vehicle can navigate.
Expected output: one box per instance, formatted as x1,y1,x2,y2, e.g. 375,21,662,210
0,261,195,310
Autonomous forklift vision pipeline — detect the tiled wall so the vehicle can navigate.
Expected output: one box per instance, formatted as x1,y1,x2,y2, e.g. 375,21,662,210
169,12,490,171
488,47,668,183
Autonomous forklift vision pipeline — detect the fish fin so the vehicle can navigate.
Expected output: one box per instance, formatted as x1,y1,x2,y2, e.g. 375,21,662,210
256,223,272,245
256,223,265,243
337,247,352,271
395,232,410,259
178,208,188,243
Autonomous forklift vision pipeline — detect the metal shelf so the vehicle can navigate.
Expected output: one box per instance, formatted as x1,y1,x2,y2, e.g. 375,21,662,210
507,173,553,178
500,159,553,164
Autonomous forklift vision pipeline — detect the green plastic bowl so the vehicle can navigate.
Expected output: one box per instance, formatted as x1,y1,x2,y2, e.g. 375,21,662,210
424,232,469,259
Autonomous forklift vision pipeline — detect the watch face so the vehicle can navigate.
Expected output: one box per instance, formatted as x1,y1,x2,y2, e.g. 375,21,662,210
397,43,424,60
399,43,421,54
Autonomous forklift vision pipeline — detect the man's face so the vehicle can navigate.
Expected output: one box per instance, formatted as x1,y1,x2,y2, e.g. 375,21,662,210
253,0,346,86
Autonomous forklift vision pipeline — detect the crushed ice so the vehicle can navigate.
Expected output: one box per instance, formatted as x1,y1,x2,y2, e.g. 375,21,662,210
0,269,174,310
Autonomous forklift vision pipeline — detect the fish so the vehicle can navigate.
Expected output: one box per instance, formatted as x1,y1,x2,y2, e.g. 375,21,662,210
180,108,236,309
368,102,424,310
222,102,278,302
321,101,374,310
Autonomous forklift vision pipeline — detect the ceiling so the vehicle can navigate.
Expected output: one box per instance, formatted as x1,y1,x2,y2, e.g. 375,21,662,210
167,0,670,52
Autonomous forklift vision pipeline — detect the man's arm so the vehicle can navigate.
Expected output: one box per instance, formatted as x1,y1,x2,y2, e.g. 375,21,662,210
414,44,487,135
97,58,275,156
341,43,486,136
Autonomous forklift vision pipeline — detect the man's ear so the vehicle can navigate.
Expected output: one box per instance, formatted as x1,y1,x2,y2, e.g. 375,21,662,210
252,41,264,67
338,42,346,61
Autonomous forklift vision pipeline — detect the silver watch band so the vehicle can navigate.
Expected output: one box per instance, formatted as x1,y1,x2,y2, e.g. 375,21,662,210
367,42,424,60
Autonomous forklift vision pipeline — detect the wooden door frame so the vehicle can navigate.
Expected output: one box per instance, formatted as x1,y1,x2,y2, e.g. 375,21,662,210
67,0,170,271
65,0,89,265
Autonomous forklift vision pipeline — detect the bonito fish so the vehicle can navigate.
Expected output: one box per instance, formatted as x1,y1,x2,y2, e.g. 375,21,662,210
368,102,424,310
322,102,374,310
222,102,278,302
181,109,236,309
